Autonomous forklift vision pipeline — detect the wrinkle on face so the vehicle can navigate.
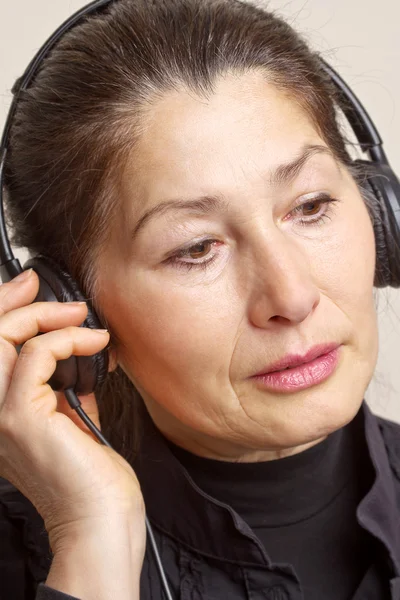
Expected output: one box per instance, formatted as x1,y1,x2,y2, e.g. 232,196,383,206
97,70,378,461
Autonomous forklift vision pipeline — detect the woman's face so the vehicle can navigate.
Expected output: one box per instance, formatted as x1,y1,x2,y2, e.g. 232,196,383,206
97,70,378,461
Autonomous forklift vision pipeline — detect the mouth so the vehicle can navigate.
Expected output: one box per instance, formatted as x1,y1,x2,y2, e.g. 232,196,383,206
250,344,342,393
253,343,340,376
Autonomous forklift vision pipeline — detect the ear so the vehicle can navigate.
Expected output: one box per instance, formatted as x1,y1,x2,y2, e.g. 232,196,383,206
107,346,118,373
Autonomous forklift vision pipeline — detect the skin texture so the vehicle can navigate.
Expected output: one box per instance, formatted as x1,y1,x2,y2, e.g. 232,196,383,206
97,70,378,462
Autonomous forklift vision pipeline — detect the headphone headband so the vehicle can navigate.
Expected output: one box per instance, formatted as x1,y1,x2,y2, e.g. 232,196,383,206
1,1,112,152
0,0,114,277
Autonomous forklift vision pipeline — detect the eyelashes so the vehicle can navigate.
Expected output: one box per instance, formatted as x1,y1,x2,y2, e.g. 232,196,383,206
290,193,339,226
165,239,221,273
164,193,341,273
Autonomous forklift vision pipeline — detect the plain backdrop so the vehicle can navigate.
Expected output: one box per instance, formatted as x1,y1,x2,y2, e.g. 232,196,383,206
1,0,399,421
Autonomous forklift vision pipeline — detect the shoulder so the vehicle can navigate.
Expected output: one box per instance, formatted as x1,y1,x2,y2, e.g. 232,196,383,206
375,414,400,481
376,413,400,441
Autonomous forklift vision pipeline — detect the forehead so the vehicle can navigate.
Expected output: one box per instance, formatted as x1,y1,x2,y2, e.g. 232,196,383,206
121,70,322,205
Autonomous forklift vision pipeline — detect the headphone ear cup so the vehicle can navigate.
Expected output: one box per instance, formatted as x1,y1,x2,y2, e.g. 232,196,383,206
22,255,109,394
366,177,393,288
354,159,400,288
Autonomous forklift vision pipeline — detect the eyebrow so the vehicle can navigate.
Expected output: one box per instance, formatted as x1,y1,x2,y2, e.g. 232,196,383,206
130,143,335,241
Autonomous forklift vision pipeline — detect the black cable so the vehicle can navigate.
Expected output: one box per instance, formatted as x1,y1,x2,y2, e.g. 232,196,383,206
64,387,175,600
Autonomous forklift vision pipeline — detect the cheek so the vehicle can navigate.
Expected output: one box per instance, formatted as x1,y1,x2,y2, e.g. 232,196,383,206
323,197,378,359
350,207,379,357
100,194,378,400
315,196,376,306
103,273,237,390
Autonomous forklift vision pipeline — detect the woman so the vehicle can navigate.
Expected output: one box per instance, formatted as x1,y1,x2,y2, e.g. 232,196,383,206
0,0,399,598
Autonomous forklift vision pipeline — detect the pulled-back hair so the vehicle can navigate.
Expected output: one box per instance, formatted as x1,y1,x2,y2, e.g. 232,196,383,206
4,0,365,460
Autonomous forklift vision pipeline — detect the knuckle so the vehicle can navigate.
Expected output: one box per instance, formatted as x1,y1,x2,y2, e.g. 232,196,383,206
0,302,7,318
0,339,18,387
0,335,17,361
19,337,44,358
35,301,63,317
0,283,24,315
0,336,18,370
17,340,55,374
19,325,77,359
59,326,79,343
31,302,49,321
63,325,77,336
26,302,58,324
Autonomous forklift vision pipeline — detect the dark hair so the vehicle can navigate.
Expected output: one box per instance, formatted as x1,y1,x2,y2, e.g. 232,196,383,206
4,0,369,461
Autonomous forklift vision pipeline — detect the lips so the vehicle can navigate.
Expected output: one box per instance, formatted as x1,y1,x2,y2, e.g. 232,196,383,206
253,343,340,376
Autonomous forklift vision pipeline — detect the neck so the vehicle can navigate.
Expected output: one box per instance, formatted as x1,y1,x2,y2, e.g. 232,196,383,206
164,420,358,527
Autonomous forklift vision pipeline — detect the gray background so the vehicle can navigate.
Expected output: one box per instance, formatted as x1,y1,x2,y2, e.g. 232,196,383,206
1,0,399,421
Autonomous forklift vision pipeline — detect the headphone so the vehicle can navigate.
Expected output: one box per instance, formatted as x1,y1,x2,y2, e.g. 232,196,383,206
0,2,399,597
1,0,400,397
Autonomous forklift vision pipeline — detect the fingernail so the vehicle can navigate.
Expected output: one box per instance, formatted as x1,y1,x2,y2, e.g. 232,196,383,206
92,329,109,334
12,269,33,282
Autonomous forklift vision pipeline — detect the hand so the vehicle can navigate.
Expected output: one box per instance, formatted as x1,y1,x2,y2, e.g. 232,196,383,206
0,269,146,558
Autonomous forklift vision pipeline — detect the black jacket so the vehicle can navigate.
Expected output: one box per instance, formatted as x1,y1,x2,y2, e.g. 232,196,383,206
1,401,400,600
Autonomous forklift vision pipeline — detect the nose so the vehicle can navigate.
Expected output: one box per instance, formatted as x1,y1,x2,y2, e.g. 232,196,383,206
247,230,320,328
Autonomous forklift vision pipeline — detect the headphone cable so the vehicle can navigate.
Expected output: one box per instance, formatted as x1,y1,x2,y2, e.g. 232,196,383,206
64,387,175,600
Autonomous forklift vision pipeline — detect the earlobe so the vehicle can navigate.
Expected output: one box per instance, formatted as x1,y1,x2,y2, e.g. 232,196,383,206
107,346,118,372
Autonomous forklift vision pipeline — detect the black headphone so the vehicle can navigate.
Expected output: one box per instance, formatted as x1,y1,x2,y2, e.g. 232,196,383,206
1,0,400,396
1,3,399,598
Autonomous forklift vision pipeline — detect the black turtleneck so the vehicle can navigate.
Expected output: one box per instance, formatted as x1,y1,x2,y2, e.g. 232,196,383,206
165,410,377,600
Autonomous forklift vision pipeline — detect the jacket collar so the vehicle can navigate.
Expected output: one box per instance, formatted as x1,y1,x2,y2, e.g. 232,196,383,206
133,400,400,572
133,402,272,566
359,403,400,576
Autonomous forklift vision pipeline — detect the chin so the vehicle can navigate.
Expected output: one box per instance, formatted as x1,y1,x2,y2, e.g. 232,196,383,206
238,379,367,452
244,345,374,449
282,392,364,449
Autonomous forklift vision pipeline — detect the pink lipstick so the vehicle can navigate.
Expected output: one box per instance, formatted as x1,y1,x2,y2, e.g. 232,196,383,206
251,344,341,393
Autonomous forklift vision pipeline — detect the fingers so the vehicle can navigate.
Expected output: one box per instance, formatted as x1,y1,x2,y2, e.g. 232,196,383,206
0,300,90,346
0,271,90,346
4,326,109,415
0,269,109,420
0,270,95,402
0,269,40,315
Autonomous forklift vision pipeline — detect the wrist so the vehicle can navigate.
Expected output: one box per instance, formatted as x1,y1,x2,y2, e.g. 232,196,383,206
46,514,145,600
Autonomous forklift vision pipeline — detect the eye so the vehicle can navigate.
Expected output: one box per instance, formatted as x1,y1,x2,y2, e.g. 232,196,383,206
183,240,214,260
299,201,323,216
164,239,221,272
289,193,340,226
163,194,340,274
